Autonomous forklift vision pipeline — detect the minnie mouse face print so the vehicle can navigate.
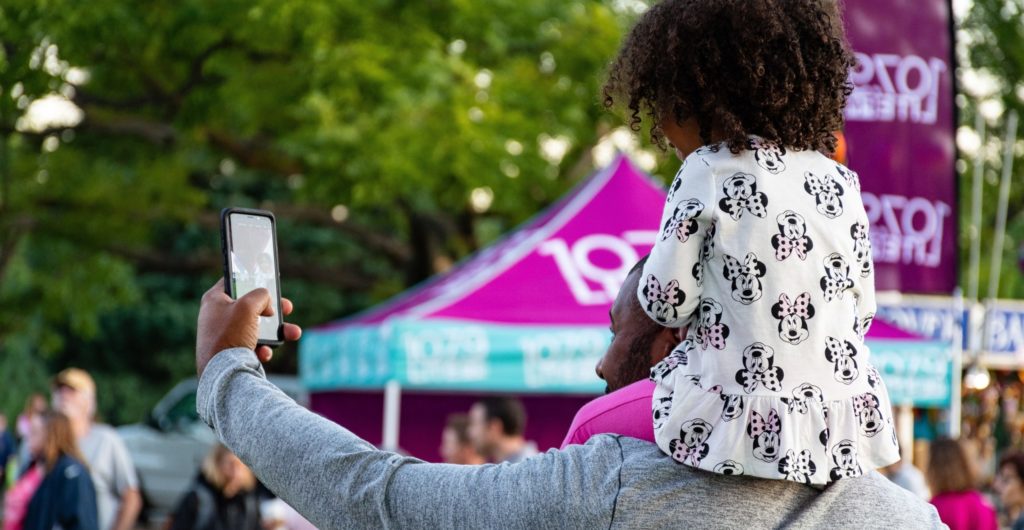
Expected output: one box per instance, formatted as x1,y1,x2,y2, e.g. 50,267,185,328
748,409,782,462
771,211,814,261
669,419,714,467
824,336,859,385
771,292,815,345
803,171,845,219
748,137,787,174
723,252,766,305
719,173,768,221
642,275,686,325
662,199,705,243
778,449,817,484
735,342,784,393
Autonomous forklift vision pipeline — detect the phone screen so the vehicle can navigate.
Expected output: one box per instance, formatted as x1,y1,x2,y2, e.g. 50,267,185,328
227,213,280,341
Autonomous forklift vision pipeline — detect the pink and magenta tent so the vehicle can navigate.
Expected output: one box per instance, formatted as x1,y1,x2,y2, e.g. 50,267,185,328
300,155,666,395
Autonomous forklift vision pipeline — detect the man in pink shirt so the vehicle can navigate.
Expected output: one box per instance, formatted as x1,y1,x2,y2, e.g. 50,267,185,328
562,257,683,448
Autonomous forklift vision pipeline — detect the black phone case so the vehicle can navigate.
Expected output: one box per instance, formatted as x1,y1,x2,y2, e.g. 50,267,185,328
220,207,285,347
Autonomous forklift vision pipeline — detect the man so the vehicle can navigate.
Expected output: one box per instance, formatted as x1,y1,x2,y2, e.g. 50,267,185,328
52,368,142,530
194,276,943,529
467,397,537,463
439,414,485,465
562,257,682,447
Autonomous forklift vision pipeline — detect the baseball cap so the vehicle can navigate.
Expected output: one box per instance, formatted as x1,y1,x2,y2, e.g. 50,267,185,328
52,368,96,395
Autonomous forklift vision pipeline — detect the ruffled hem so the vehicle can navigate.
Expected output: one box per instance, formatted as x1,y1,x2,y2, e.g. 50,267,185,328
651,364,901,486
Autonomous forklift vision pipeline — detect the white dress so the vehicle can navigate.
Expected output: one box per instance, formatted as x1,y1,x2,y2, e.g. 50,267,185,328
639,137,900,486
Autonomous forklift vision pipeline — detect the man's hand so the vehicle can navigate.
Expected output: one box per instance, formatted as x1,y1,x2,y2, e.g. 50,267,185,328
197,278,302,376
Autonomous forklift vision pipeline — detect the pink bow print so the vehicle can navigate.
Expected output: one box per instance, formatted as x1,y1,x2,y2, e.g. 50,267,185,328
776,293,812,318
699,323,728,350
748,409,781,437
774,236,810,260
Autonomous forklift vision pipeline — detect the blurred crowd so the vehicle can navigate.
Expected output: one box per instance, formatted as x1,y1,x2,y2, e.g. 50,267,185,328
0,368,312,530
7,370,1024,530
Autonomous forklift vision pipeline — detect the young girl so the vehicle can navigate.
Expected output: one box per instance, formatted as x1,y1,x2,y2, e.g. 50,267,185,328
603,0,899,485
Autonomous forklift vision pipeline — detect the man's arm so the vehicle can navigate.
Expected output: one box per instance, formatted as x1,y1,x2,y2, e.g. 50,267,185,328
105,428,142,530
112,487,141,530
198,349,623,529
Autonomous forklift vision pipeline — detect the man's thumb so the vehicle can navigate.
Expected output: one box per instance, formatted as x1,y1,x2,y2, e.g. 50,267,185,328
238,288,274,317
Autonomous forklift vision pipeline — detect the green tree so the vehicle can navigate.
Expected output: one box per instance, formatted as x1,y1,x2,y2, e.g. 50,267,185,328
958,0,1024,299
0,0,655,423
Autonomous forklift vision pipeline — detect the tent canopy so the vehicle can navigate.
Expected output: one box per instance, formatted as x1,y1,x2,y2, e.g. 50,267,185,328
301,156,665,393
300,156,951,405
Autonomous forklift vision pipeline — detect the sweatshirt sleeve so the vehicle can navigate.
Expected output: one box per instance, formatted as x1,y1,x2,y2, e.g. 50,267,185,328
638,155,717,328
60,460,99,530
197,348,623,530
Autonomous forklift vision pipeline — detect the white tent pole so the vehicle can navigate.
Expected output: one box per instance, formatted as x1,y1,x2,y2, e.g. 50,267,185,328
382,379,402,452
967,111,986,303
898,404,914,467
950,288,963,438
985,110,1019,307
981,111,1018,361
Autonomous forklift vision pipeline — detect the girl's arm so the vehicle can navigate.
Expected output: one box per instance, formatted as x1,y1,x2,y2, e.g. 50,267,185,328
638,155,717,328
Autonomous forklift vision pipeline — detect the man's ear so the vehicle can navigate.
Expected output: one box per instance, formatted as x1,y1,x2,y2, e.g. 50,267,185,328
487,418,503,438
673,326,687,343
652,326,685,363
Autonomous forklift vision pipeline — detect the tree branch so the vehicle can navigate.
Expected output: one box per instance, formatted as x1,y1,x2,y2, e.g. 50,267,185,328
204,129,304,175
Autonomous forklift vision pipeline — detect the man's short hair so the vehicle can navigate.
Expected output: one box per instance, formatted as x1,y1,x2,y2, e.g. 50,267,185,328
628,254,649,277
477,397,527,437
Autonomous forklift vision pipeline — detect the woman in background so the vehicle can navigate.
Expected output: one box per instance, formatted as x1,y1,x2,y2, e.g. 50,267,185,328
22,411,98,530
167,444,261,530
926,437,997,530
994,451,1024,529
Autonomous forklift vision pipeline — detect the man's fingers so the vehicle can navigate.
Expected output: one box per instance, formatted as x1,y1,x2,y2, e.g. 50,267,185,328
202,278,228,303
281,297,294,316
282,323,302,342
256,346,273,363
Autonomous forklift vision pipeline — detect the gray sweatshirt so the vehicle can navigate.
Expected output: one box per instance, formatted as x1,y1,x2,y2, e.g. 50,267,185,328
198,348,947,529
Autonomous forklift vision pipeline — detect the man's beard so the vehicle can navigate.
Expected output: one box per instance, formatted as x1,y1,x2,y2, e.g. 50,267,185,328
605,331,657,394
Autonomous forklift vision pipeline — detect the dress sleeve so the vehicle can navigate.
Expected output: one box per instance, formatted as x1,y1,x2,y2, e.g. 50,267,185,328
638,155,717,328
850,215,877,338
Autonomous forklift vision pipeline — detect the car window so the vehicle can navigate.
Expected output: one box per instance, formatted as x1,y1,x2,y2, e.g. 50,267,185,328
162,391,199,430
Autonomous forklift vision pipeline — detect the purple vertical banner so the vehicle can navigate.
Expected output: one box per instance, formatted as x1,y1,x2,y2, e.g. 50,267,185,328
843,0,957,294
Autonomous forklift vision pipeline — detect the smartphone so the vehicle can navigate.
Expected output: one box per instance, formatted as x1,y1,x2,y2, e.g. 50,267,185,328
220,207,284,347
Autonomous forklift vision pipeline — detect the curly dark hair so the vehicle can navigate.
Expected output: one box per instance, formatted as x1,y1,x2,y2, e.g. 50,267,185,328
603,0,855,154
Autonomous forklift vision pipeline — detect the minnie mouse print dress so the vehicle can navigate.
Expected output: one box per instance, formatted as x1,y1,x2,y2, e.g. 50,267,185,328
639,136,899,486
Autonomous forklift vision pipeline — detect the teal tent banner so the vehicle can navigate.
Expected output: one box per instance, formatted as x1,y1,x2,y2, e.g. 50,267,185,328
301,320,609,394
870,339,952,408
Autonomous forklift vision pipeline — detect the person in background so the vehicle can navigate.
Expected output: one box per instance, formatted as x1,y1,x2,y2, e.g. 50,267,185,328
467,397,537,464
926,437,998,530
16,395,46,443
15,395,47,476
166,444,261,530
880,446,930,499
22,411,98,530
2,443,43,530
994,451,1024,529
51,369,141,530
440,414,485,465
0,414,15,487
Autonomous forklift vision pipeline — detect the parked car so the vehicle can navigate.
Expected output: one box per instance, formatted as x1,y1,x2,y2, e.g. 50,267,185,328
117,375,308,520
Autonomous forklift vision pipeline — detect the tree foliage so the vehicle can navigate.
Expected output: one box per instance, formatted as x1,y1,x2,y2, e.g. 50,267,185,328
0,0,653,423
957,0,1024,299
